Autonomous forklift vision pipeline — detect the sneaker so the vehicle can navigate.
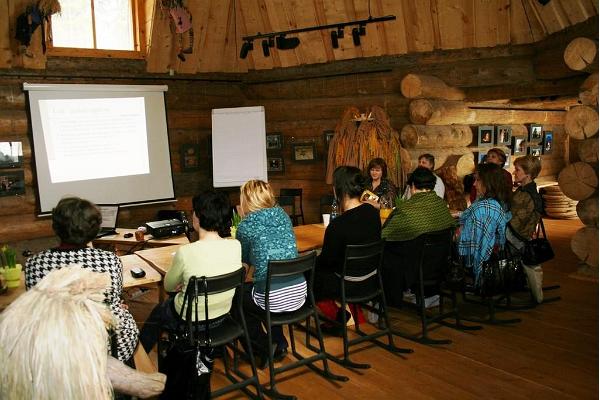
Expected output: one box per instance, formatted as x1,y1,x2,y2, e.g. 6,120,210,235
424,295,440,309
366,301,379,323
403,290,416,304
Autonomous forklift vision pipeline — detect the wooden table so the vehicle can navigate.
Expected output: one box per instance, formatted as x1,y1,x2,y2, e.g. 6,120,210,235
134,245,183,275
293,223,326,253
92,228,189,255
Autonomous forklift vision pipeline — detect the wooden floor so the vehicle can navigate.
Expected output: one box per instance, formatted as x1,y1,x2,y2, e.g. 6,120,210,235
127,218,598,399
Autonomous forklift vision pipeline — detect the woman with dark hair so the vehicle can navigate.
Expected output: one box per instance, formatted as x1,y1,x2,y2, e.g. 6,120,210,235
25,197,139,362
457,163,512,287
314,166,381,321
139,190,241,352
470,148,513,203
507,155,545,302
364,157,398,209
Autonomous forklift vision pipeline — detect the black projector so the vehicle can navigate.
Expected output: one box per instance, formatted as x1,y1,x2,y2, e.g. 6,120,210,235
144,219,186,239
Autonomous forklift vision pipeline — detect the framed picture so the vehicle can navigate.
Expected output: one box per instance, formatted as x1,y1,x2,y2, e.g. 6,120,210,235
542,131,553,154
0,141,23,168
266,133,283,150
0,170,25,197
475,151,487,165
267,157,284,172
292,143,316,162
529,124,543,142
323,130,335,149
477,126,494,146
180,144,201,171
528,145,542,157
512,137,526,155
496,126,512,145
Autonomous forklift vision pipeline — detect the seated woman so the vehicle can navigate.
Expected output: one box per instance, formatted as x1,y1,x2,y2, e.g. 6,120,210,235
25,197,138,362
235,180,306,364
507,155,545,303
139,190,241,353
458,163,512,287
363,157,398,209
314,166,381,322
381,167,456,306
469,148,513,204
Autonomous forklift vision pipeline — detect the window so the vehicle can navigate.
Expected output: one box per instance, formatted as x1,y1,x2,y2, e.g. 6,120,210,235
48,0,144,58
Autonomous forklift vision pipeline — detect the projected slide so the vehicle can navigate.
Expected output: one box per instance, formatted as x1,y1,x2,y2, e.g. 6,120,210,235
39,97,150,183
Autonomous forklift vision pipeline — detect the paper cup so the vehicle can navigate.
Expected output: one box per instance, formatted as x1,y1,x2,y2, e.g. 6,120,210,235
322,213,331,227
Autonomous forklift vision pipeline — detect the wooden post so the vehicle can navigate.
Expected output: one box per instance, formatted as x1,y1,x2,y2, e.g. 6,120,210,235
579,73,598,108
564,38,599,73
400,74,465,100
564,105,599,140
400,125,473,148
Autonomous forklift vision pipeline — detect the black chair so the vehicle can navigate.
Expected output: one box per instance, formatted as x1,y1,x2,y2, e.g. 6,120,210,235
277,195,298,226
280,188,304,225
159,268,263,399
311,240,413,370
319,194,335,222
248,251,348,400
394,229,482,345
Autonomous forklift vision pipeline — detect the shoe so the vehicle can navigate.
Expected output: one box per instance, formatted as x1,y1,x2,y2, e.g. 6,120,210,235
403,290,416,304
367,301,379,324
424,295,440,309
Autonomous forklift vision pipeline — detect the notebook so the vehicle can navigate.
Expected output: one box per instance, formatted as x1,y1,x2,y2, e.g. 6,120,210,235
96,204,119,238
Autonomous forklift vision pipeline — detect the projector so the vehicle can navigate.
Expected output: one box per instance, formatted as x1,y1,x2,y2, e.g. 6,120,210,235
144,219,186,239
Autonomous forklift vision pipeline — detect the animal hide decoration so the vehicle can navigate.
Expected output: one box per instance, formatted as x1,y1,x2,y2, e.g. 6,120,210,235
326,105,412,189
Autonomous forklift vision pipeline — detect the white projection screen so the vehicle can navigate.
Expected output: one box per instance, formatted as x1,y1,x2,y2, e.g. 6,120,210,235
24,83,175,214
211,106,268,187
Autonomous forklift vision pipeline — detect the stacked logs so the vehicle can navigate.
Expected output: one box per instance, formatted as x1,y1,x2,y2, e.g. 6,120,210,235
540,185,578,219
558,37,599,276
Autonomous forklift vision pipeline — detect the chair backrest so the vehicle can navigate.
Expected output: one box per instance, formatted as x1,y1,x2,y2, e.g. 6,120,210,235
264,251,316,307
280,188,303,212
341,240,385,301
417,228,454,282
319,194,335,217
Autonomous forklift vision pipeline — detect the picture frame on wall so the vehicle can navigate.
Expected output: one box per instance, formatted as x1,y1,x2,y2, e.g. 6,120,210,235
477,126,494,147
0,141,23,168
267,157,284,172
180,144,201,172
529,124,543,142
475,151,487,165
496,126,512,145
266,133,283,150
512,136,526,155
0,170,25,197
292,143,316,162
504,150,512,168
528,145,542,157
542,131,553,154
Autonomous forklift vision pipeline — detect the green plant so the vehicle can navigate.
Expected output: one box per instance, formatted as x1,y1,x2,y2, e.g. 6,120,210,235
1,245,17,269
231,210,242,228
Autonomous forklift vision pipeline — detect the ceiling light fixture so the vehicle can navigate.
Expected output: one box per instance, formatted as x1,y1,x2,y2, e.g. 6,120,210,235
352,28,361,46
331,31,339,49
239,41,253,59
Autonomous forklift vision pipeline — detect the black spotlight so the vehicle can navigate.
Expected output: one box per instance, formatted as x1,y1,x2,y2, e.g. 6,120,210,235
337,26,344,38
331,31,339,49
276,35,300,50
239,41,253,59
352,28,361,46
262,39,270,57
537,0,550,4
359,24,366,36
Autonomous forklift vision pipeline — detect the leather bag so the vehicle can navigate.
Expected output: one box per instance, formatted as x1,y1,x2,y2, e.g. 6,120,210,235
521,220,554,265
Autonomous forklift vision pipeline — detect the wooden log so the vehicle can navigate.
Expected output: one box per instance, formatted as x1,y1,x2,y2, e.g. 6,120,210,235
400,74,465,100
0,110,28,135
571,226,599,268
406,147,472,173
577,196,598,227
564,105,599,139
0,214,53,243
534,45,583,80
579,73,598,107
558,162,598,200
408,99,566,125
564,38,598,73
400,125,472,148
463,76,587,102
440,153,474,179
577,138,599,163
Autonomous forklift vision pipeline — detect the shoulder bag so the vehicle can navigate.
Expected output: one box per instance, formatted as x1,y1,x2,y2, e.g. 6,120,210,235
521,219,554,265
479,245,522,297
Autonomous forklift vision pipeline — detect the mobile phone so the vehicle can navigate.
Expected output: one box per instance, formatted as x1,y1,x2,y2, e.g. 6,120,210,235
130,267,146,278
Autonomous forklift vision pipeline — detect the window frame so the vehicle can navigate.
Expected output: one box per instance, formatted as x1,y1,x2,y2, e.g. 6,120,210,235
46,0,146,59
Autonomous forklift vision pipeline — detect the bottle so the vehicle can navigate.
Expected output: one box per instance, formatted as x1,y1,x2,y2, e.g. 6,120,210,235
330,198,339,220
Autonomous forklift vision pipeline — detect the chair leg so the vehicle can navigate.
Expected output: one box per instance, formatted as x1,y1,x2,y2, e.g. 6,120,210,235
461,292,521,325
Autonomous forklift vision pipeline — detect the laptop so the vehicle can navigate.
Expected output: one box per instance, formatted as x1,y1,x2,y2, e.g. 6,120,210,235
96,204,119,238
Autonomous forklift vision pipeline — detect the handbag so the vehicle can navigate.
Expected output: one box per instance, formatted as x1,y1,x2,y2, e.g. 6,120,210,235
522,220,554,265
479,245,521,297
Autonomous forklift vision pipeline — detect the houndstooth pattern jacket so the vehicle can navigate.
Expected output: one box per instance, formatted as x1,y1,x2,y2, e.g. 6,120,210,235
25,247,139,361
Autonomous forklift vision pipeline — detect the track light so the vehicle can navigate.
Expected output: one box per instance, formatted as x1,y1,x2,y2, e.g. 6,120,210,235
337,27,344,38
240,41,253,59
276,35,300,50
262,39,270,56
331,31,339,49
352,28,361,46
359,24,366,36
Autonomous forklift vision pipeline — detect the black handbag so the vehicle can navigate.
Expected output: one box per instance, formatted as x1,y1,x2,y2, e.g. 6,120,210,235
479,245,521,297
521,220,554,265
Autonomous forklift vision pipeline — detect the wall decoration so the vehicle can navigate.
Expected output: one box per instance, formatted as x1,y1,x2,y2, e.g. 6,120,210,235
504,151,512,168
0,170,25,196
266,133,283,150
528,124,543,142
292,143,316,162
477,126,494,146
512,137,526,155
0,141,23,168
496,126,512,145
180,144,201,171
475,151,487,165
528,145,542,157
542,131,553,154
267,157,284,172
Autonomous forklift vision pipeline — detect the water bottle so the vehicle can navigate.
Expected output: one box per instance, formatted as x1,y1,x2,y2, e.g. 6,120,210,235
330,198,339,220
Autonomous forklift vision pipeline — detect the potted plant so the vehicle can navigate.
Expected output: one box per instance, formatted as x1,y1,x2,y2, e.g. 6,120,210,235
0,245,22,288
230,210,242,239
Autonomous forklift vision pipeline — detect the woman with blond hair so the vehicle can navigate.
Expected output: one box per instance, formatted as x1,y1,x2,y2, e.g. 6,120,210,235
236,180,306,366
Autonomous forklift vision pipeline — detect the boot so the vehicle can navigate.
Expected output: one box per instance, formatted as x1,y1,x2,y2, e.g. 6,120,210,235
524,264,544,304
